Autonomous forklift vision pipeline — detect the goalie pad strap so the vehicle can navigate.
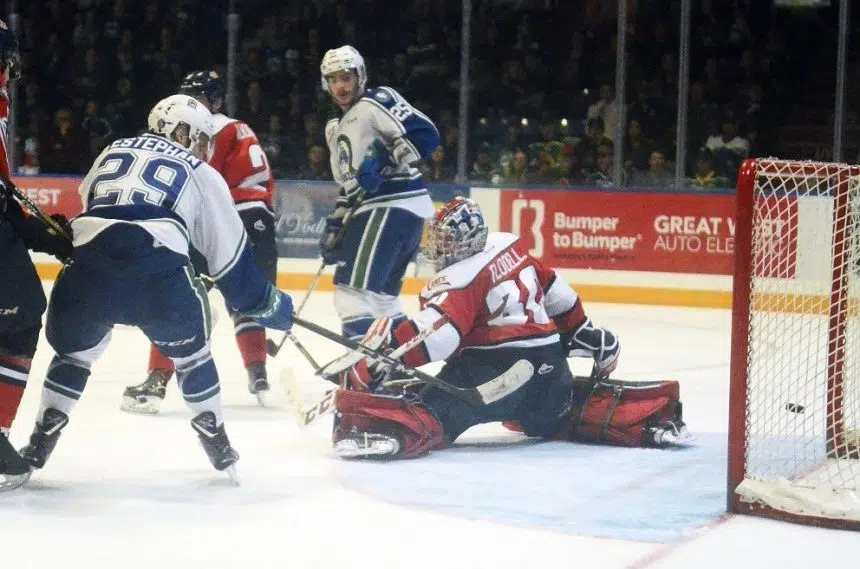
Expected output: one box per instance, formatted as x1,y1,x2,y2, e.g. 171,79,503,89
334,389,446,457
556,379,680,447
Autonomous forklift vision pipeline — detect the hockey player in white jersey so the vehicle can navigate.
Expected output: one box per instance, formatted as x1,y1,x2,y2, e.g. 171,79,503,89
319,45,440,340
16,95,294,482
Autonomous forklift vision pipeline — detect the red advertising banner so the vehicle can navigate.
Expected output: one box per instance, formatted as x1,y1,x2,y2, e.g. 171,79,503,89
498,189,797,276
11,176,84,218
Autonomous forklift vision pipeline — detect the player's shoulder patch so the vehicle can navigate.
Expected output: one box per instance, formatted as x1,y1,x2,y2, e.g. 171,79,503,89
362,87,400,109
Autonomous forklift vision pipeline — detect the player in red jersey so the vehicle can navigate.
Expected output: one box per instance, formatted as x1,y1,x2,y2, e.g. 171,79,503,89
1,20,72,490
121,70,278,413
328,198,691,459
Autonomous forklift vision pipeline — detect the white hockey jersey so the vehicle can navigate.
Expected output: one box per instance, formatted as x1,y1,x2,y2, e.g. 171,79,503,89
325,86,440,218
72,133,270,313
74,133,246,280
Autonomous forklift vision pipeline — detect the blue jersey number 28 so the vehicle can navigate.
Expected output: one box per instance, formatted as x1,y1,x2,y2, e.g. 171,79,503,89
88,151,190,210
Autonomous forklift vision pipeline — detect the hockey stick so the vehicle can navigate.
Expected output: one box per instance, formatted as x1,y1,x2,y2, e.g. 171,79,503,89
281,315,451,427
2,175,72,243
293,316,534,407
266,197,364,358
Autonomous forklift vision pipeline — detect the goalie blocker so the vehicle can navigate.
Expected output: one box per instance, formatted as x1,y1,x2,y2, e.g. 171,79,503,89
331,197,690,459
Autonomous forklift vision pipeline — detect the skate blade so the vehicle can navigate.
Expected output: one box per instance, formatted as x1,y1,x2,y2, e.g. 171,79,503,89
224,464,240,486
254,390,270,407
120,396,162,415
0,469,32,493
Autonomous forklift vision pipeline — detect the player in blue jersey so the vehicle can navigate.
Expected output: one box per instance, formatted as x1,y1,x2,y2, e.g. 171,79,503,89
16,95,294,483
319,45,440,340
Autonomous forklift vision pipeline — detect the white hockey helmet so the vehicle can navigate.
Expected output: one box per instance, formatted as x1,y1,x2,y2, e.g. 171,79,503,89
320,45,367,92
147,94,214,158
426,197,489,270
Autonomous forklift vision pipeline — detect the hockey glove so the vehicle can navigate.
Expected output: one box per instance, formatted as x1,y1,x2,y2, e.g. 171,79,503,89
328,317,395,390
245,283,294,331
563,318,620,380
355,138,390,196
319,198,351,265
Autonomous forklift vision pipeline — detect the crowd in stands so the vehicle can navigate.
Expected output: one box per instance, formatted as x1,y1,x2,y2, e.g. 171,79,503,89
6,0,830,189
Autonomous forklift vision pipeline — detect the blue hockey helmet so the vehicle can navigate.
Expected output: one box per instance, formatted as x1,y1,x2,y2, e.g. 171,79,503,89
178,70,225,110
0,19,21,81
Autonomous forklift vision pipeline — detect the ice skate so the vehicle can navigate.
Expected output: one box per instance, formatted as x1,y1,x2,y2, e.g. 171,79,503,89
19,408,70,469
190,411,239,484
645,419,694,447
120,369,172,414
246,361,270,406
334,431,401,459
0,430,31,491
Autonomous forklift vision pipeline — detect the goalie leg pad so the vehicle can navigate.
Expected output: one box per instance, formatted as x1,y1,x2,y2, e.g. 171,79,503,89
333,389,445,458
554,379,682,447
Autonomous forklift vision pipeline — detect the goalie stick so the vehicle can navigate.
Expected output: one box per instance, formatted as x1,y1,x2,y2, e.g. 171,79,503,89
2,174,72,243
293,316,535,407
280,315,450,427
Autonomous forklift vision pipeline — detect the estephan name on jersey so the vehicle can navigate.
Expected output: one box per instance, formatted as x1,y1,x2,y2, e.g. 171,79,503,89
109,135,203,168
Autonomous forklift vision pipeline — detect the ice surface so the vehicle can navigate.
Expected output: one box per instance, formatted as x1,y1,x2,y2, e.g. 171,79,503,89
2,286,858,568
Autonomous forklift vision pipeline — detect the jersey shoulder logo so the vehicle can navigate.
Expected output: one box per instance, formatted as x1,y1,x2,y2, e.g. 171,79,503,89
374,90,390,103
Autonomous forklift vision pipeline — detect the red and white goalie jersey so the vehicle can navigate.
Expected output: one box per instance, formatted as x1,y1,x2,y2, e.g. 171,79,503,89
0,83,11,177
394,232,586,368
209,114,274,210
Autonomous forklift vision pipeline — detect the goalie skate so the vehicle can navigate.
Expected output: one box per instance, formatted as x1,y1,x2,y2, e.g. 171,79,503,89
0,432,31,492
334,431,401,459
120,369,171,414
646,419,694,447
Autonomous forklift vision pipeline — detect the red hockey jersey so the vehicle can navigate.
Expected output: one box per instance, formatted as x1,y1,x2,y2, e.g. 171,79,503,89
0,82,11,178
209,114,273,209
394,233,586,368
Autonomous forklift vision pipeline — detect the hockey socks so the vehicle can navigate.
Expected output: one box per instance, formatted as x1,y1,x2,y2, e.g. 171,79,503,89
148,344,176,376
0,354,31,430
233,318,267,368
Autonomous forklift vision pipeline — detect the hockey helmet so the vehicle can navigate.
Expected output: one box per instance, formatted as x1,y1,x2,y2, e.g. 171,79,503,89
320,45,367,93
147,94,214,159
178,70,225,110
426,197,489,270
0,19,21,80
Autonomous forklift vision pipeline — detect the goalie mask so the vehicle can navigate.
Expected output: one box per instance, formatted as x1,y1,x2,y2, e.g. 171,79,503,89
426,197,489,270
147,94,214,160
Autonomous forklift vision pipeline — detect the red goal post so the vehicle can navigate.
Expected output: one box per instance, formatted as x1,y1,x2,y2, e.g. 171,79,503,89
729,157,860,530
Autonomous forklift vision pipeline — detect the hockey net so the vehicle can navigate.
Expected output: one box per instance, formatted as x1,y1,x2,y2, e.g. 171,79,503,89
729,158,860,530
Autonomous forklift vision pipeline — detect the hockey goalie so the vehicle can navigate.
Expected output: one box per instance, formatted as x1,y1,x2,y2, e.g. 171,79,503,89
328,197,692,459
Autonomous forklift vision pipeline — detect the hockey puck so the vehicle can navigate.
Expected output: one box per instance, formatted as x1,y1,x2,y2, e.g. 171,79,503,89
785,403,805,414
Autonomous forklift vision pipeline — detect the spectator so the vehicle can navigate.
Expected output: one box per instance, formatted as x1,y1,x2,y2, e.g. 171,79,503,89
40,108,88,175
576,117,612,176
81,99,114,160
298,145,331,181
424,146,456,183
688,150,730,189
587,148,623,188
630,150,674,188
623,119,654,173
587,84,618,140
259,114,294,178
704,113,749,182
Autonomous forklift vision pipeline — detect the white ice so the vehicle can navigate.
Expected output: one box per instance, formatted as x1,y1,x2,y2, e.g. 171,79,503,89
2,285,858,568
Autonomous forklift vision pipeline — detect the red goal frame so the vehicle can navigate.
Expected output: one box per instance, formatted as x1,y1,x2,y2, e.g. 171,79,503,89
728,157,860,530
